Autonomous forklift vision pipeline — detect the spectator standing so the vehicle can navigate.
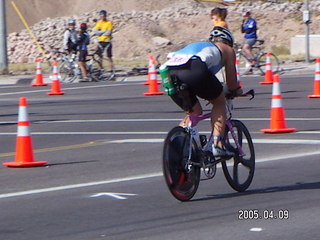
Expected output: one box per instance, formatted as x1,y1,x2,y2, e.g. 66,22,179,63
77,23,91,82
241,11,258,66
63,19,78,53
210,7,228,29
93,10,114,76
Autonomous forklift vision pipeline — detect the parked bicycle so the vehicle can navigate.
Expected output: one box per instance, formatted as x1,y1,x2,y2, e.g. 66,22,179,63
52,50,115,83
162,89,255,201
235,40,281,76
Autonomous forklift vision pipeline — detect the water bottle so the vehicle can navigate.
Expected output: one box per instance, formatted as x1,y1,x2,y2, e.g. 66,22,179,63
159,66,175,95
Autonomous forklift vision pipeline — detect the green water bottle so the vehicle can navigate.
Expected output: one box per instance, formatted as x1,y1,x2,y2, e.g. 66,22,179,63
159,67,175,95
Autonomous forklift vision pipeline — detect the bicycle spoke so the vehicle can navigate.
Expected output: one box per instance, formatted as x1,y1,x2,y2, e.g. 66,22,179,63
222,120,255,192
240,157,254,169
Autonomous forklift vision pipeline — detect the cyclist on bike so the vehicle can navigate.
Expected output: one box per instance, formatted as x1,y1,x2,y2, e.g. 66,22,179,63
63,19,78,54
92,10,114,77
241,10,258,74
162,26,243,158
77,23,91,82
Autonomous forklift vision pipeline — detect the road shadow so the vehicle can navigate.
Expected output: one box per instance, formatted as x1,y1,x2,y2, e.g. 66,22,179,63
192,181,320,202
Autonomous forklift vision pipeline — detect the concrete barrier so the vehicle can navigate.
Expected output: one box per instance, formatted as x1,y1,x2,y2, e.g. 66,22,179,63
290,35,320,57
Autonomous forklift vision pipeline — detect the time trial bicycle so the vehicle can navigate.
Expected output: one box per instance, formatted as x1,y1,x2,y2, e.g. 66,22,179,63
162,89,255,201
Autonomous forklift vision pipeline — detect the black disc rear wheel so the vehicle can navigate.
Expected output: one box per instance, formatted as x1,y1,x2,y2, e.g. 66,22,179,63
163,126,200,201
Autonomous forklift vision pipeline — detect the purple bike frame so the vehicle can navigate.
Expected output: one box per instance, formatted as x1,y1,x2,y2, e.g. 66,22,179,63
188,113,245,156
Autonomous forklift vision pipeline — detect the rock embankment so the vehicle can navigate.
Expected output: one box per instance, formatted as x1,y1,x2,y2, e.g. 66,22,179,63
7,0,319,64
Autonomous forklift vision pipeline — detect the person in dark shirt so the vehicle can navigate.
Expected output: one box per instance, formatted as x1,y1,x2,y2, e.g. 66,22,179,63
77,23,90,82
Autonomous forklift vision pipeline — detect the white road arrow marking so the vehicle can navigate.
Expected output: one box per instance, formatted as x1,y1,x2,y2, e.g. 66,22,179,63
90,192,137,200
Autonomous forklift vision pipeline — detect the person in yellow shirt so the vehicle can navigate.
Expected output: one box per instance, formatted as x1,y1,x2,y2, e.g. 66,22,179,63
210,7,228,29
93,10,114,76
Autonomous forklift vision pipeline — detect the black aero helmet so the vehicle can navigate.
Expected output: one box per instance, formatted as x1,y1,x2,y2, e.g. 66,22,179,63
99,10,107,15
209,26,234,47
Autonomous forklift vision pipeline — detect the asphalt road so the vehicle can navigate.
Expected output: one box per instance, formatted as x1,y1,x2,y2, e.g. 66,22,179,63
0,72,319,240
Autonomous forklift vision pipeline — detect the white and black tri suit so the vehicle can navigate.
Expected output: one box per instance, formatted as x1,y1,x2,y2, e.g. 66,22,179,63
164,41,224,110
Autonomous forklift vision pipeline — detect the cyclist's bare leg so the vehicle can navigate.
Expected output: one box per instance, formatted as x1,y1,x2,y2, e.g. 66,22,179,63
106,56,114,72
179,100,202,127
78,61,88,78
209,92,226,148
98,56,104,69
242,43,255,61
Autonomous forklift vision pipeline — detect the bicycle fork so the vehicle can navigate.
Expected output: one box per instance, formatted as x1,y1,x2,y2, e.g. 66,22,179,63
225,121,245,157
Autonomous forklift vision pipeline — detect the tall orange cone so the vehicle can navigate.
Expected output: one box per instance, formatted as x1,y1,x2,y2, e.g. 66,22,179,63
259,53,273,85
308,58,320,98
32,58,47,87
47,61,64,95
143,61,164,96
3,97,47,167
261,74,296,133
143,55,160,86
235,58,242,87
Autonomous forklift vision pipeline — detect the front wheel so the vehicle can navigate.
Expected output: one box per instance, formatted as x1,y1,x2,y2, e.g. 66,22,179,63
59,61,78,83
163,126,200,201
222,120,255,192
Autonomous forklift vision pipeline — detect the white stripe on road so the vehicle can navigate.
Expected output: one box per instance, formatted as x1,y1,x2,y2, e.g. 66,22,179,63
0,148,320,200
1,117,320,126
0,83,141,96
33,117,320,124
1,131,320,136
109,138,320,145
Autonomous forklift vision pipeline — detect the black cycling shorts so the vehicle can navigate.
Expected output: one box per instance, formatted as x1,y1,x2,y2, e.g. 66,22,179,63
78,50,88,62
168,57,223,111
97,42,112,58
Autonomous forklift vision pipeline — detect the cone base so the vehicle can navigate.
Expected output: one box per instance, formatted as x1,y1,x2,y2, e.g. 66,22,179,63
32,83,48,87
47,92,65,95
259,81,273,85
3,160,47,167
144,92,164,96
308,94,320,98
260,127,296,133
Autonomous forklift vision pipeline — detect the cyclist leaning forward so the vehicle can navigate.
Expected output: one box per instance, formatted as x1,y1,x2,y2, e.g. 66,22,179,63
161,26,243,158
93,10,115,77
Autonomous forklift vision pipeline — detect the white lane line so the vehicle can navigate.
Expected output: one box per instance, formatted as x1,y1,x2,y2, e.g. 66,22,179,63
108,138,320,145
0,129,320,136
31,117,320,124
1,149,320,200
0,83,141,96
2,117,320,125
0,173,160,199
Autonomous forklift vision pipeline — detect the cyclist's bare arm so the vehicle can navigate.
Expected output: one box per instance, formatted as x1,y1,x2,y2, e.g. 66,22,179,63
216,42,240,92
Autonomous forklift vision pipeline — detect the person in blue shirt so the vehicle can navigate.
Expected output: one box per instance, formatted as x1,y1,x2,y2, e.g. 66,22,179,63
241,11,258,69
162,27,243,158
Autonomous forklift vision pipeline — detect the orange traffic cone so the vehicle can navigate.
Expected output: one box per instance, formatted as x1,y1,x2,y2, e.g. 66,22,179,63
32,58,47,87
143,55,160,86
143,62,164,96
259,53,273,85
308,58,320,98
3,97,47,167
235,58,242,87
47,61,64,95
261,74,296,133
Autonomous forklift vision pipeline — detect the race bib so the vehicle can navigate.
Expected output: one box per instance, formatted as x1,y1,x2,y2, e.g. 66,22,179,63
165,54,193,66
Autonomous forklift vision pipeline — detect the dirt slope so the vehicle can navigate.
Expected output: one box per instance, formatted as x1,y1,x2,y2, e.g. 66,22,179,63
6,0,182,33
